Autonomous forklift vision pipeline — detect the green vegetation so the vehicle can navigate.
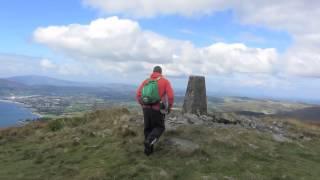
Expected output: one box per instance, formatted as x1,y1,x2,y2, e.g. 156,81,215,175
0,108,320,180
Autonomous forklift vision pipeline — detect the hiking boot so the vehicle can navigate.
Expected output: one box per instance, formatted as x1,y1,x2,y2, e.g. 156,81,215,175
150,138,158,146
144,138,157,156
144,140,152,156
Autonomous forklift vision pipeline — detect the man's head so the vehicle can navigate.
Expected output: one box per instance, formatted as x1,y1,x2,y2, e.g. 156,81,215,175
153,66,162,74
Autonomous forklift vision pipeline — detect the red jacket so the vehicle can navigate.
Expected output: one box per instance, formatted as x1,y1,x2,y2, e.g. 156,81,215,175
136,72,174,110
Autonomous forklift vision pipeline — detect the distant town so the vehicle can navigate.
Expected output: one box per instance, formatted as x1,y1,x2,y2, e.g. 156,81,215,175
2,95,112,117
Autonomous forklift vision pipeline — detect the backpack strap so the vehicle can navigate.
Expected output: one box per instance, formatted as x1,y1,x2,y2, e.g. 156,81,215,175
147,76,161,82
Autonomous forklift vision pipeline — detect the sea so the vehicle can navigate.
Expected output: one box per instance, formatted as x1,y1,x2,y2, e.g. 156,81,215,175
0,101,39,128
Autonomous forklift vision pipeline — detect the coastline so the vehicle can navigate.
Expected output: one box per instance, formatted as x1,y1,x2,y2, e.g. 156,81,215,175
0,99,43,118
0,99,25,106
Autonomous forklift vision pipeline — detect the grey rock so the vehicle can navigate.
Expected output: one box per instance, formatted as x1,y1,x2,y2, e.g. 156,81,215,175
168,116,177,121
200,115,214,122
184,113,204,125
159,169,169,177
303,136,312,141
92,129,112,138
72,137,81,146
165,114,189,129
119,114,130,122
214,113,239,124
248,143,259,150
272,134,291,143
165,137,200,154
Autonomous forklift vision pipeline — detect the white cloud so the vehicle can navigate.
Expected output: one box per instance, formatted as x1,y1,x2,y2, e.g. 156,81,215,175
82,0,320,78
201,43,277,74
285,49,320,78
40,59,56,69
34,17,185,68
39,58,93,76
33,17,278,77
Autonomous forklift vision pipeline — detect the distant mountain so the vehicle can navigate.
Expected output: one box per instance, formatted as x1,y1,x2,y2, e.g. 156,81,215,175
102,83,137,92
6,75,91,87
0,75,137,99
0,79,26,89
0,79,30,97
5,76,139,90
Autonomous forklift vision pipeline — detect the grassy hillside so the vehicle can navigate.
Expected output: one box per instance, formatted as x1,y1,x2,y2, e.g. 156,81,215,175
0,108,320,180
277,106,320,123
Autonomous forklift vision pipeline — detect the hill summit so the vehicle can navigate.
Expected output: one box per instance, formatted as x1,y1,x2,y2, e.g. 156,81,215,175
0,108,320,179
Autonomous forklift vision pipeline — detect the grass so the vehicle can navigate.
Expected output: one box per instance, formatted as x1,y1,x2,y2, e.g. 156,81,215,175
0,108,320,180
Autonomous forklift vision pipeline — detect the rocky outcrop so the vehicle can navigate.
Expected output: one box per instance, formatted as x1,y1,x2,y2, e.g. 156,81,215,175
164,110,301,142
166,111,241,128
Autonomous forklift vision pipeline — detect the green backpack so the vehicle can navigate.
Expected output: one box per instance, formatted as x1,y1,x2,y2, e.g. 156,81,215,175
141,77,161,105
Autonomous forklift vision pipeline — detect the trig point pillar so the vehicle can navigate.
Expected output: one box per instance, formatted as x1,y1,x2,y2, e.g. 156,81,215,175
182,75,207,115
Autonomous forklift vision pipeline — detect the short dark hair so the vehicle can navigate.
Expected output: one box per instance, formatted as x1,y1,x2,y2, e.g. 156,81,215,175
153,66,162,74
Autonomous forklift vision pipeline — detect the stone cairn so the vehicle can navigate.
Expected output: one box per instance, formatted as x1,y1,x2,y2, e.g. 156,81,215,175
182,75,207,115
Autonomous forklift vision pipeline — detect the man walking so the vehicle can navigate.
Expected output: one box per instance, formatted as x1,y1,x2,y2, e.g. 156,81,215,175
136,66,174,156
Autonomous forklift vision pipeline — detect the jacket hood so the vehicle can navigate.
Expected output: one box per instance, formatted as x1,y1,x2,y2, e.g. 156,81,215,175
150,72,162,79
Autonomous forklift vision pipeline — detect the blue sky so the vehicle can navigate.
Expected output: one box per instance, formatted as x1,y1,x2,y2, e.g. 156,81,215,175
0,0,320,102
0,1,291,55
0,0,94,56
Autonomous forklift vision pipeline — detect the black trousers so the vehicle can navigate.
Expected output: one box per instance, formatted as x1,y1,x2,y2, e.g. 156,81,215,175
143,108,165,142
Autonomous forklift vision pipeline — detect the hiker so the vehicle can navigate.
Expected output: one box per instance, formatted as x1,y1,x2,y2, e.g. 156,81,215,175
136,66,174,156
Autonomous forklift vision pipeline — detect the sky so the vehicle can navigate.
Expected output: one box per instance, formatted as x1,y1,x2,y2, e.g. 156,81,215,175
0,0,320,102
